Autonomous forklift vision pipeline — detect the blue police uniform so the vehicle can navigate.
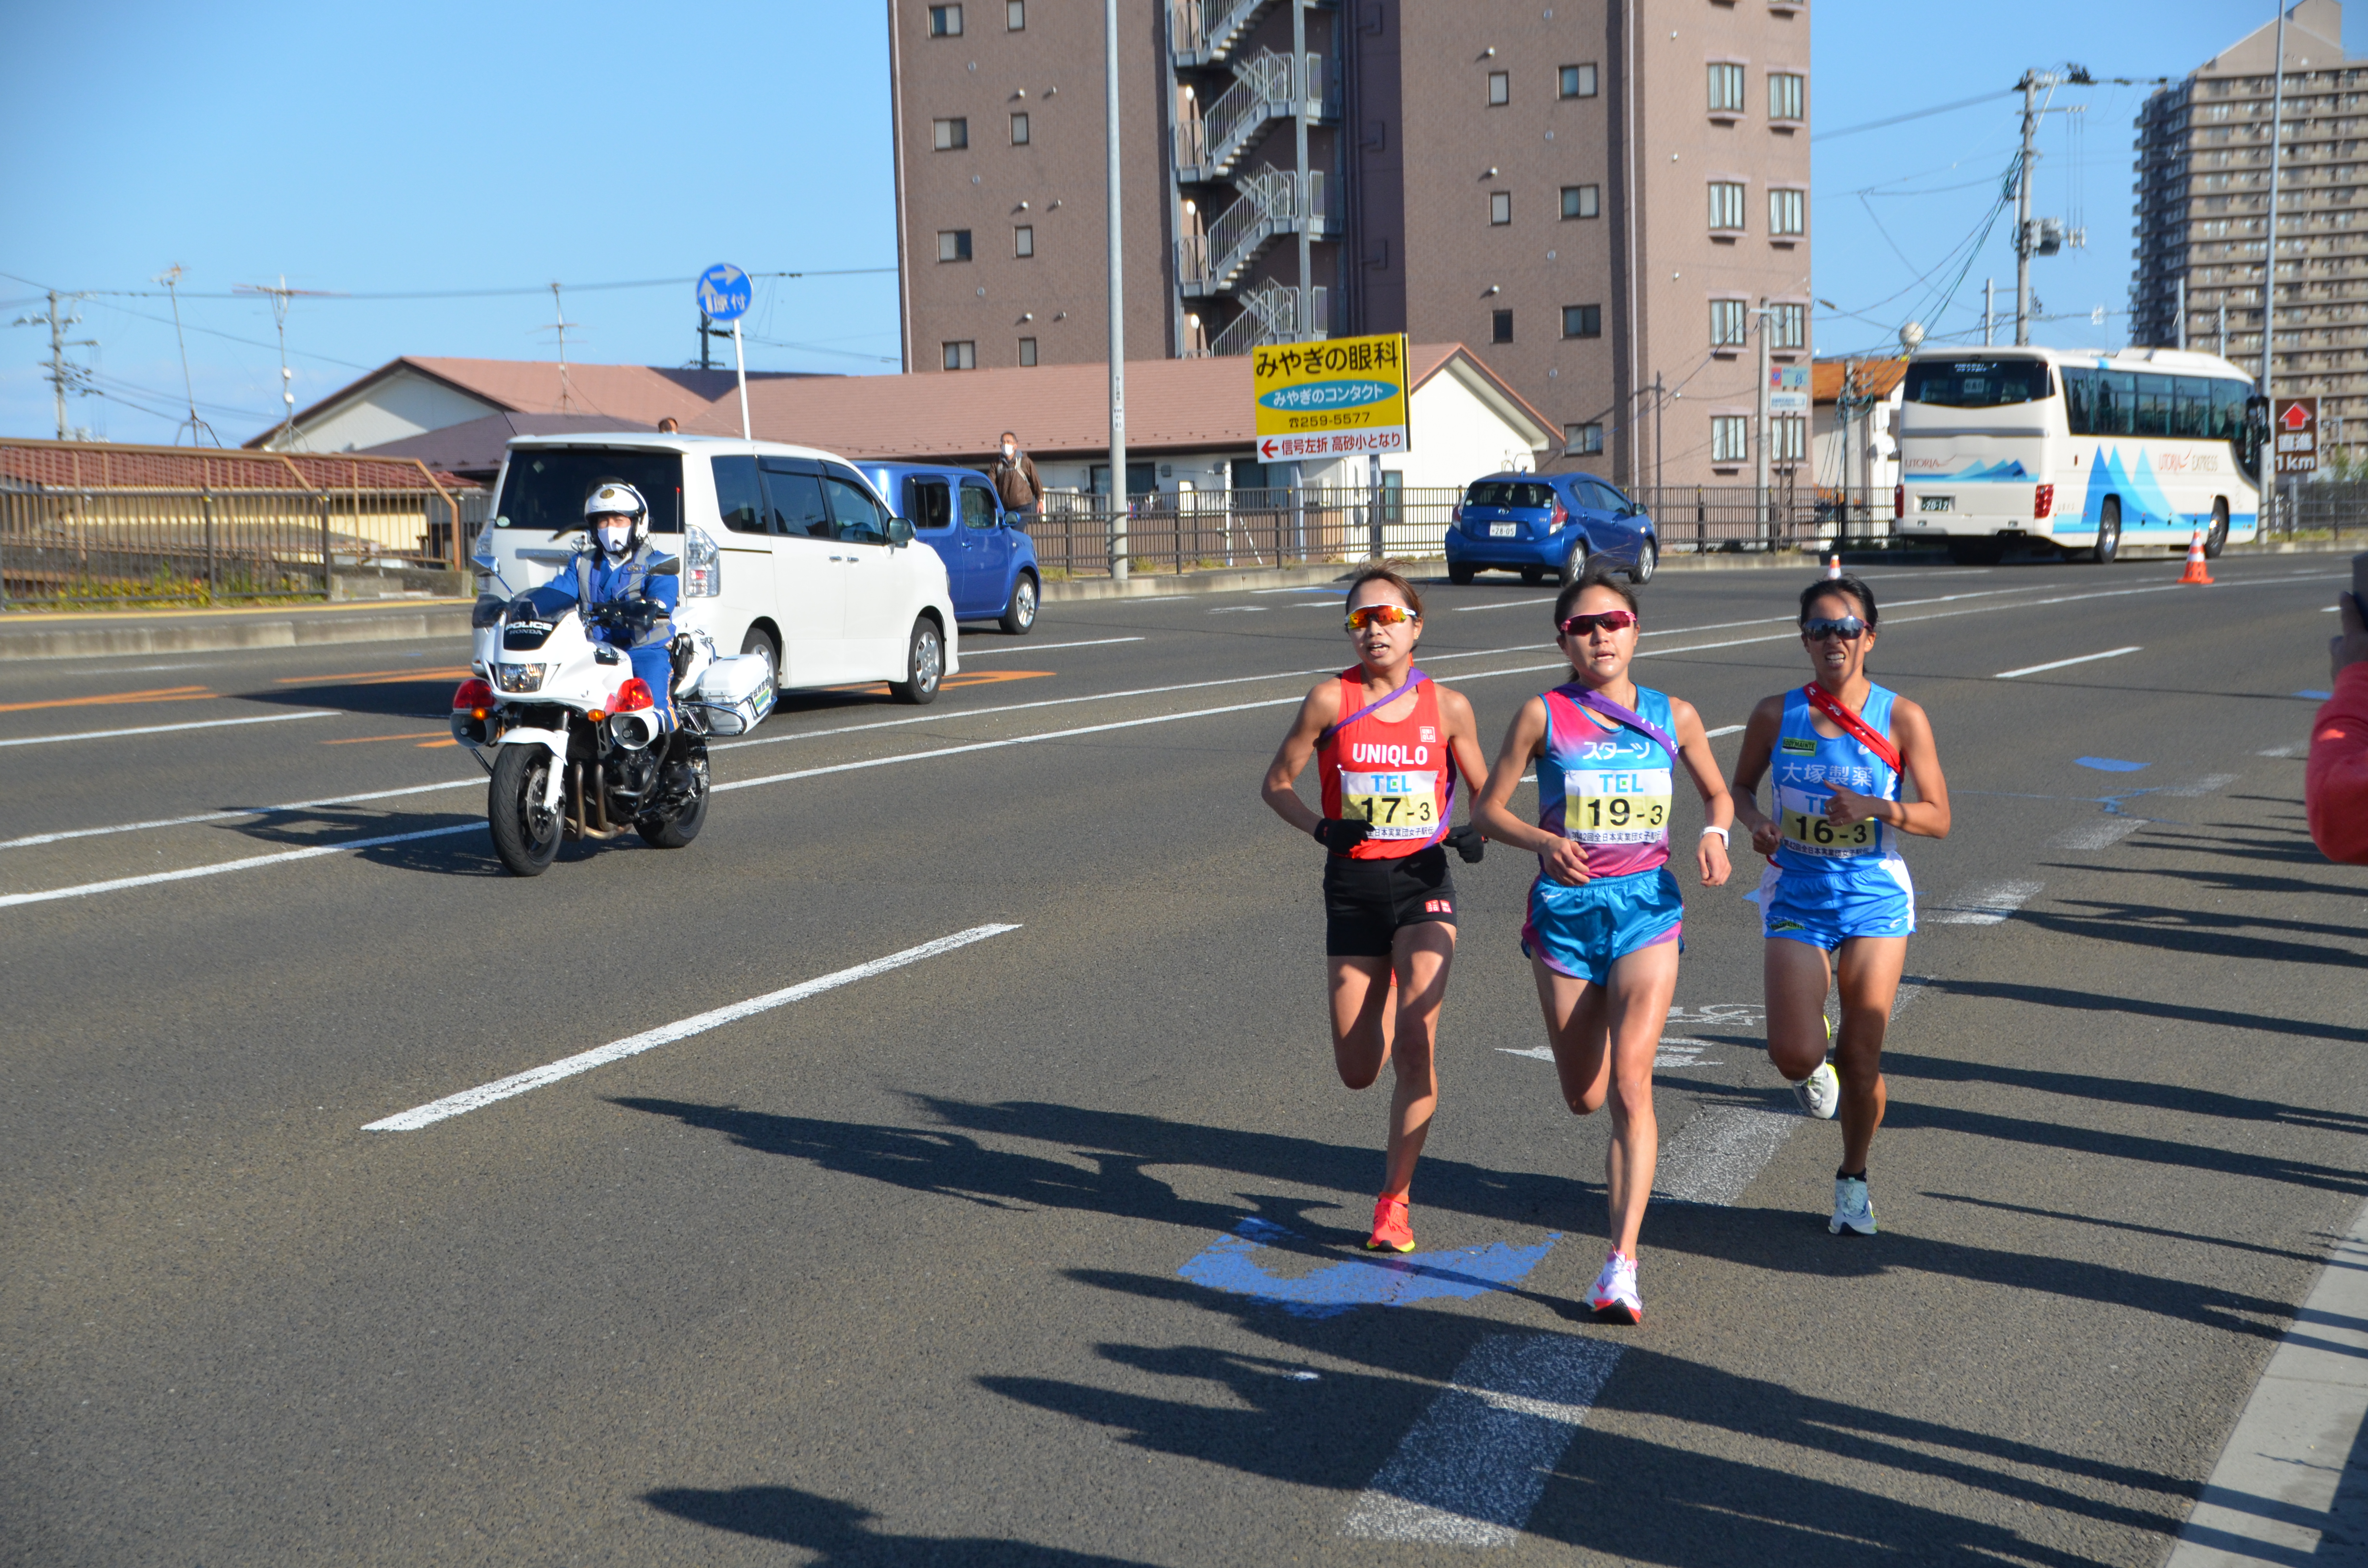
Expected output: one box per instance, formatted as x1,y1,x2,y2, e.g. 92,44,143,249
555,547,680,724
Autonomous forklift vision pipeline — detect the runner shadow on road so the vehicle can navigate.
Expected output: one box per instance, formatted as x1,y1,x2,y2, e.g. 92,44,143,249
1887,1050,2368,1137
1910,976,2368,1050
643,1484,1156,1564
2007,901,2368,971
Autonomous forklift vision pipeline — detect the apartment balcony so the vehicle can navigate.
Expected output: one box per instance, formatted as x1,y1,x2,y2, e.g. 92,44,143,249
1175,167,1339,299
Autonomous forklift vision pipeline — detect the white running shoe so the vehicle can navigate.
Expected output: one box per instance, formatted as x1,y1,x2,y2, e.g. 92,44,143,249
1791,1060,1841,1120
1586,1251,1643,1324
1830,1176,1877,1236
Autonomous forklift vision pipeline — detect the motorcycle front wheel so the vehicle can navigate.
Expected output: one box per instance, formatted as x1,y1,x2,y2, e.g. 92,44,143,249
489,746,563,876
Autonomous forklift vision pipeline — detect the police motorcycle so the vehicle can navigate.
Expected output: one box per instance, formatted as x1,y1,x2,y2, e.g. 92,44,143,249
453,484,775,877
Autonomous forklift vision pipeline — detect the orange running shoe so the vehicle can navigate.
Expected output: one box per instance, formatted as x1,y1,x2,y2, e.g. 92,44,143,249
1364,1193,1415,1253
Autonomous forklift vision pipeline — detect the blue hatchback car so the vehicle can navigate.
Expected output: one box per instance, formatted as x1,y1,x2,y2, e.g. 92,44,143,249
859,462,1042,634
1443,472,1659,586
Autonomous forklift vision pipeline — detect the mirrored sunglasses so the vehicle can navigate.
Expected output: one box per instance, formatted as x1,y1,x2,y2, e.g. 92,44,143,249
1802,615,1868,641
1344,603,1417,632
1558,609,1638,637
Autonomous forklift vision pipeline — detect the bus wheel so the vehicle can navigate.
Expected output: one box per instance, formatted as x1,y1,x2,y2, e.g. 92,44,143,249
2092,499,2121,564
2204,499,2230,558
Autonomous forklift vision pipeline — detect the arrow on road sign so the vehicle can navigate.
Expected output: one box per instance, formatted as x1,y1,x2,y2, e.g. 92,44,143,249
1259,437,1284,461
2283,401,2315,430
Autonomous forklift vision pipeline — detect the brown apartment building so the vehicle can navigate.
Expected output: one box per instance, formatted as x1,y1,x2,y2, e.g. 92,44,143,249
889,0,1810,489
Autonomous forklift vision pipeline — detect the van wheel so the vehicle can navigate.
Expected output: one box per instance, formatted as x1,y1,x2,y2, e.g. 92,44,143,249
2092,499,2121,564
2205,499,2230,558
891,617,944,706
999,571,1039,635
740,626,781,690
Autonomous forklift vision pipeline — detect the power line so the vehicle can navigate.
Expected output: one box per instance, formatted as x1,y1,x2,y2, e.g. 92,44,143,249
0,266,894,303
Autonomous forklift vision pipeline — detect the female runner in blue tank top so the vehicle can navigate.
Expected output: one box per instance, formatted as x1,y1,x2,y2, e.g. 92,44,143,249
1729,574,1951,1238
1474,570,1734,1324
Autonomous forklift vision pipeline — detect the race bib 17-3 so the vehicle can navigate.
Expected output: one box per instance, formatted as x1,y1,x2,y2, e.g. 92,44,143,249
1341,770,1440,839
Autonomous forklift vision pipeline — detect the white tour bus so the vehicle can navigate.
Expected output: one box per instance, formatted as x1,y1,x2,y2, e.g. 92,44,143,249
472,434,960,705
1895,345,2264,564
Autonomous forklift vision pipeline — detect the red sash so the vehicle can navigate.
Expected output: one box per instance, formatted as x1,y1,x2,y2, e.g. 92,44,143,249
1802,683,1902,773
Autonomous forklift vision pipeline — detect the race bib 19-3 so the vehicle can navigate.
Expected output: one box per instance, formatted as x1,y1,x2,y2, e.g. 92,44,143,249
1562,768,1672,845
1341,770,1440,839
1778,784,1880,858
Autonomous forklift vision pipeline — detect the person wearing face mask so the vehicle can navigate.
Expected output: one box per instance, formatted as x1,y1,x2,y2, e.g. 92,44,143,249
550,480,680,727
990,430,1041,516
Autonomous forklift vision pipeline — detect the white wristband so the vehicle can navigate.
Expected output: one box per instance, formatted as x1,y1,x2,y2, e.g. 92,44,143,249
1699,825,1730,844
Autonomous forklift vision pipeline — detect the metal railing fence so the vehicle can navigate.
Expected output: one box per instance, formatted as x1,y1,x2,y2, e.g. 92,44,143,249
1626,485,1897,554
2269,476,2368,540
1022,486,1461,577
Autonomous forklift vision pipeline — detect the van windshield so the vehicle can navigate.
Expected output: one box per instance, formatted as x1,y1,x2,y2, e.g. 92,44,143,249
494,449,684,534
1903,359,2054,407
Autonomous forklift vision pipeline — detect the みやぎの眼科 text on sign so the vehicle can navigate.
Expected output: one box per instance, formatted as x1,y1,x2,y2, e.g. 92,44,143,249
1253,333,1411,464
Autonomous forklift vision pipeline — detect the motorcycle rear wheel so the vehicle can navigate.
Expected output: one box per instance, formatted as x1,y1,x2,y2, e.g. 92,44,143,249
489,746,563,876
637,789,707,848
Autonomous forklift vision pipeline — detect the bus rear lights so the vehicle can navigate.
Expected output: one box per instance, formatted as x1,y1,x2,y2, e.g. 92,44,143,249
1893,484,1905,519
2033,483,2055,520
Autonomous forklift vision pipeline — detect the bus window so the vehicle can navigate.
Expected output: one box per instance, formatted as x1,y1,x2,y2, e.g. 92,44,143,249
1903,358,2054,407
2211,380,2250,443
2063,368,2097,433
2097,371,2136,436
2134,374,2173,437
2173,378,2214,438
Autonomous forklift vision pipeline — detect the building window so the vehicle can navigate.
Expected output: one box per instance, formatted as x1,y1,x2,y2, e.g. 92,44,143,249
1014,224,1034,257
1769,71,1805,122
1006,0,1024,27
1492,309,1514,343
1490,190,1512,225
1565,422,1604,455
932,117,969,150
1708,181,1746,232
1560,63,1598,98
1769,188,1805,236
937,229,973,262
1561,184,1600,220
1769,301,1805,348
1772,415,1806,462
1489,71,1510,105
1708,62,1746,114
1018,336,1037,366
1561,303,1602,338
1711,415,1748,464
943,340,976,370
1709,298,1747,347
928,3,962,36
1010,111,1029,144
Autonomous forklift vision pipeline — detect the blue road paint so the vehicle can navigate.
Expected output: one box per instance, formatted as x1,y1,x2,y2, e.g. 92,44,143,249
1177,1216,1558,1318
2076,757,2151,772
2297,690,2334,701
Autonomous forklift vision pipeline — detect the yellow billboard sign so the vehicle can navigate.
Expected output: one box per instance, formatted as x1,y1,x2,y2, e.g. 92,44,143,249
1251,332,1412,463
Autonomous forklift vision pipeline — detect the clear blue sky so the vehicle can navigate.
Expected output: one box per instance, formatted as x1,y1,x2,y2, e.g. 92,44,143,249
0,1,2351,444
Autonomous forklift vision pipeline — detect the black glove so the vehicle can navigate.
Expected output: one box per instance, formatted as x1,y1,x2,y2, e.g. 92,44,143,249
1313,817,1372,854
1444,823,1486,864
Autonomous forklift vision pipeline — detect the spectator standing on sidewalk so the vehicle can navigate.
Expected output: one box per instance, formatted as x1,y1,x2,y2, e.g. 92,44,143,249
991,432,1041,518
2307,584,2368,864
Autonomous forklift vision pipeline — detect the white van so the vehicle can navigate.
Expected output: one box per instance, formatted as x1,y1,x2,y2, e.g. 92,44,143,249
472,434,959,704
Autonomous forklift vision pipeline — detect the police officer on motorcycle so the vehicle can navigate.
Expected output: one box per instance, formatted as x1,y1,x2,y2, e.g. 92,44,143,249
553,480,680,725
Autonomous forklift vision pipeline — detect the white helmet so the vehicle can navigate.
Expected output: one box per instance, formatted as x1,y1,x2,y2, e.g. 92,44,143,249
585,481,649,559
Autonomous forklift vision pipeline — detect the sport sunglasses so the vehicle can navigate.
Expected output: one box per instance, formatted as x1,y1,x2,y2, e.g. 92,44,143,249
1802,615,1868,641
1344,603,1418,632
1558,609,1639,637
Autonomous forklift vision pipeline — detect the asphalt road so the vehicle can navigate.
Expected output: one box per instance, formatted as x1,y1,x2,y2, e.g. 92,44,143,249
4,554,2363,1566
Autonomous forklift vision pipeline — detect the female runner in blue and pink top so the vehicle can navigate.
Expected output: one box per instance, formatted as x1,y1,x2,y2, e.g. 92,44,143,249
1473,569,1734,1324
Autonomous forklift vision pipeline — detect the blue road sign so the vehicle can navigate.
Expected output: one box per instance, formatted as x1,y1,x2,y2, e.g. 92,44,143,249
697,264,752,323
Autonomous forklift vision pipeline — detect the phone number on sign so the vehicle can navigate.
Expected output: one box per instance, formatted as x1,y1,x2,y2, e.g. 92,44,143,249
1285,409,1379,432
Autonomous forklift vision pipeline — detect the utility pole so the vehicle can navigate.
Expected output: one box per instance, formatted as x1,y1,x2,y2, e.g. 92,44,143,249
1292,0,1312,340
1754,299,1772,541
1104,0,1128,585
2015,75,2039,345
2218,304,2228,359
236,277,336,450
2175,275,2187,351
1984,278,1995,346
1653,370,1665,497
155,265,217,446
10,292,99,440
2264,2,2289,533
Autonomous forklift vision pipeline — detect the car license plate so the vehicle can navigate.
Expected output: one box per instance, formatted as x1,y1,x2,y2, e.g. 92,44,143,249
1489,523,1518,538
1919,496,1953,513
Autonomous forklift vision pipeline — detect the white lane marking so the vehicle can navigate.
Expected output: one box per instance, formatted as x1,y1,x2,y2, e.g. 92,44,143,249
1253,585,1340,594
0,710,336,749
2328,604,2343,611
959,637,1145,655
1995,646,2143,679
2258,742,2304,758
364,923,1020,1130
0,778,479,852
1498,1039,1723,1069
2161,772,2239,799
2050,817,2144,851
1932,879,2045,925
1654,1107,1798,1204
1454,596,1560,614
1342,1334,1622,1546
1704,723,1744,738
1208,605,1268,614
0,822,484,910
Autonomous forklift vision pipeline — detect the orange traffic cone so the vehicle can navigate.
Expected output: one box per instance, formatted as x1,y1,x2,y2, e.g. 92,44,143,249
2178,529,2213,586
1825,554,1843,579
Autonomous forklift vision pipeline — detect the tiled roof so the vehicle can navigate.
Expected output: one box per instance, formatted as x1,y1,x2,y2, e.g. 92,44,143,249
357,413,658,478
0,439,456,492
1812,358,1907,404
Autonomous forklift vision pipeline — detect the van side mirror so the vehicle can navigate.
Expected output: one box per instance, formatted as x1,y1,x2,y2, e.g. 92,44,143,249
887,516,915,547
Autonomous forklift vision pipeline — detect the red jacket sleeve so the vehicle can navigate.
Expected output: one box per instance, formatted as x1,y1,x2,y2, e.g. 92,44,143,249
2306,662,2368,865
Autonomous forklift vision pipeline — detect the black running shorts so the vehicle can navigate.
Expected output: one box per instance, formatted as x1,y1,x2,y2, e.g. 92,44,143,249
1323,844,1459,957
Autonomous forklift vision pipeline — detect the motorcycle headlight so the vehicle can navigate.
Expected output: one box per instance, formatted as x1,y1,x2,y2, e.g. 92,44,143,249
493,662,550,694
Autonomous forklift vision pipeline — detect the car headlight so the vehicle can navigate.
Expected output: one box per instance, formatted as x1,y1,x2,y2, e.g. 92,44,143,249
493,662,550,693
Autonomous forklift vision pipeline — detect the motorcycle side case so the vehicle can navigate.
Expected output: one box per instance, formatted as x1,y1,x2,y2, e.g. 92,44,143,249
686,654,777,736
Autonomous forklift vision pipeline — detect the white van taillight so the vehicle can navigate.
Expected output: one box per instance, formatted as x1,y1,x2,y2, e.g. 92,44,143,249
683,524,721,597
2033,483,2055,520
1893,484,1905,520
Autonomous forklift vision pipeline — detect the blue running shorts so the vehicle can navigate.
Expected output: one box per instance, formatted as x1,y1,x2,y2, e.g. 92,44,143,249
1754,861,1916,950
1522,866,1684,986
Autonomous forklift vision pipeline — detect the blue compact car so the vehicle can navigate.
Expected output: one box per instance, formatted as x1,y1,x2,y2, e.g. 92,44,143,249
859,462,1042,634
1442,472,1659,586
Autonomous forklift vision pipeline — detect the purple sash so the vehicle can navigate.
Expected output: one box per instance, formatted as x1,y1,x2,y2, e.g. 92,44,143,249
1319,668,1429,749
1559,684,1680,761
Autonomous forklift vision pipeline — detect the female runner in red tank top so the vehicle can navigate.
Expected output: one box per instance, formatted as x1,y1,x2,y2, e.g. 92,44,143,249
1262,567,1491,1253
